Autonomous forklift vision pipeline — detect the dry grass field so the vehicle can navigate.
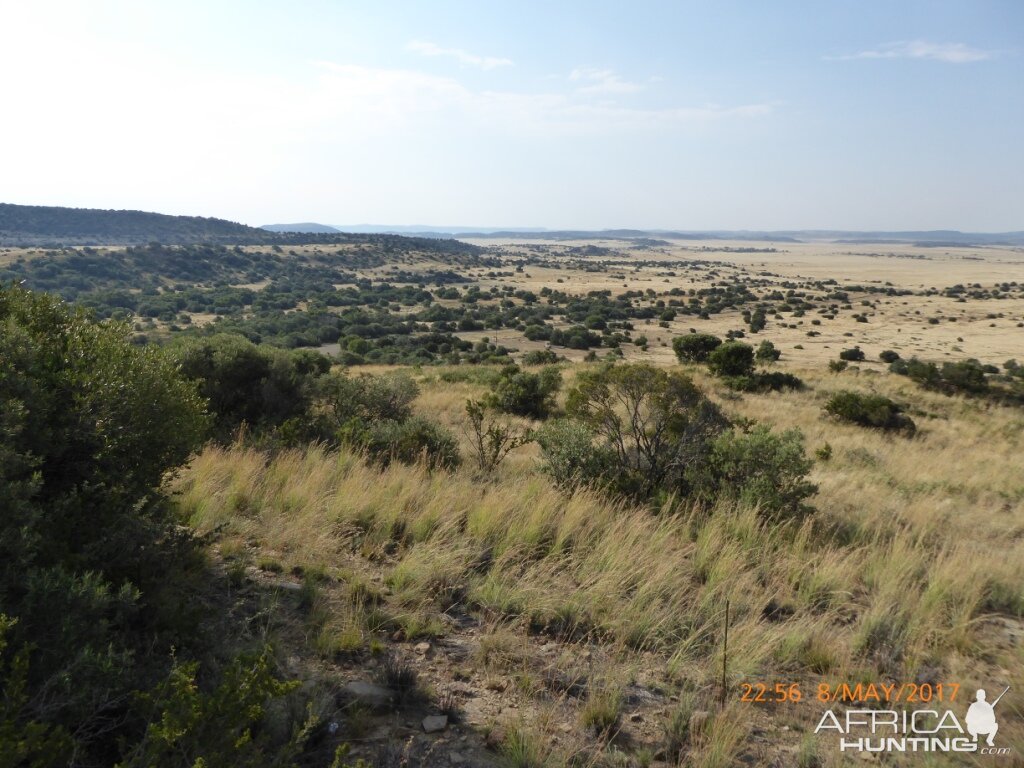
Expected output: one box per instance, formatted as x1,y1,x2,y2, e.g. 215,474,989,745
177,350,1024,766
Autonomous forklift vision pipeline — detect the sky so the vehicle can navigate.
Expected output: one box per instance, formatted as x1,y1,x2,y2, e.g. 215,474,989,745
1,1,1021,231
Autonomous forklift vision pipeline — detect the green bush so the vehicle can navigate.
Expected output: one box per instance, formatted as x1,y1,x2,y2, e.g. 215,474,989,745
565,363,729,500
707,342,755,377
721,371,804,393
172,333,330,441
755,340,781,364
672,333,722,363
534,419,614,491
0,284,220,762
879,350,900,364
695,426,817,519
521,349,560,365
824,391,916,434
486,364,562,419
838,347,865,362
356,417,461,471
319,370,419,426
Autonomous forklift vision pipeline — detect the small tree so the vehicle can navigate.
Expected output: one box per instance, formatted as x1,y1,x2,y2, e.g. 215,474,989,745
672,334,722,363
707,342,755,377
464,399,528,474
565,363,728,500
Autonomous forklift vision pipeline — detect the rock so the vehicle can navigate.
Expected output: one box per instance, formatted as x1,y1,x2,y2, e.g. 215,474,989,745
423,715,448,733
485,726,506,749
339,681,394,712
268,579,302,592
558,723,573,733
628,712,643,722
414,641,432,654
449,752,464,764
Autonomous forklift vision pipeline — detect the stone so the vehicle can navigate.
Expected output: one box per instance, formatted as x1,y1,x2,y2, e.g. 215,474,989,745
449,752,464,764
414,641,432,654
423,714,448,733
628,712,643,722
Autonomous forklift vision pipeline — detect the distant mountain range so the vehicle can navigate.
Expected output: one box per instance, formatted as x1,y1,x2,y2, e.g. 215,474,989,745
261,222,342,234
3,204,1021,247
293,224,1024,246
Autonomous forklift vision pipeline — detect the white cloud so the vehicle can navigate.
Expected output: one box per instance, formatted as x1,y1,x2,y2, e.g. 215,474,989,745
569,67,645,95
314,62,773,136
407,40,512,70
831,40,994,64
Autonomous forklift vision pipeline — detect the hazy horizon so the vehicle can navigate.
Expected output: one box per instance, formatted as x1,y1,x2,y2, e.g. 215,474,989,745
2,1,1021,231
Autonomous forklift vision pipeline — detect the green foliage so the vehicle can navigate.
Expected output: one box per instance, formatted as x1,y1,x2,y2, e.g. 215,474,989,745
521,349,560,365
755,340,781,364
486,364,562,419
565,363,729,501
879,349,900,364
672,333,722,363
0,284,215,762
172,333,330,441
706,342,755,377
354,417,461,471
116,650,301,768
838,347,865,362
824,391,916,434
0,616,74,768
534,419,615,492
720,371,804,393
695,426,817,520
319,370,419,426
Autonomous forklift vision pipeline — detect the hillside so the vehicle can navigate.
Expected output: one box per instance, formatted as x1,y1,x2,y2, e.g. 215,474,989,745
0,202,275,245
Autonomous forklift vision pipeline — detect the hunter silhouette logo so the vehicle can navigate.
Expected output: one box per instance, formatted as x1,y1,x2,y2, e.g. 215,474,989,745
966,687,1008,747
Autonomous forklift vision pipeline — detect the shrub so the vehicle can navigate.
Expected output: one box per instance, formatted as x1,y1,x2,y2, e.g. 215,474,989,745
356,416,461,470
173,333,330,441
824,391,916,434
672,333,722,363
319,370,419,426
706,342,755,377
487,364,562,419
0,284,218,762
939,360,989,394
565,363,729,500
838,347,865,362
521,349,560,365
721,371,804,393
464,399,529,474
695,426,817,520
755,340,781,364
534,419,614,491
828,360,848,373
879,350,900,364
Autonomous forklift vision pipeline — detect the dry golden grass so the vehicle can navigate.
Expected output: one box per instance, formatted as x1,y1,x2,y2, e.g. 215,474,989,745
176,358,1024,764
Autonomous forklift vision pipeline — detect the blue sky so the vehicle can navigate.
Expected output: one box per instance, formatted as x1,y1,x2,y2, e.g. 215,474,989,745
1,1,1021,230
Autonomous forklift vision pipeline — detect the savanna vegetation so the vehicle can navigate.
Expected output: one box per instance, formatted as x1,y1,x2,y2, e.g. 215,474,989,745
3,228,1024,766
